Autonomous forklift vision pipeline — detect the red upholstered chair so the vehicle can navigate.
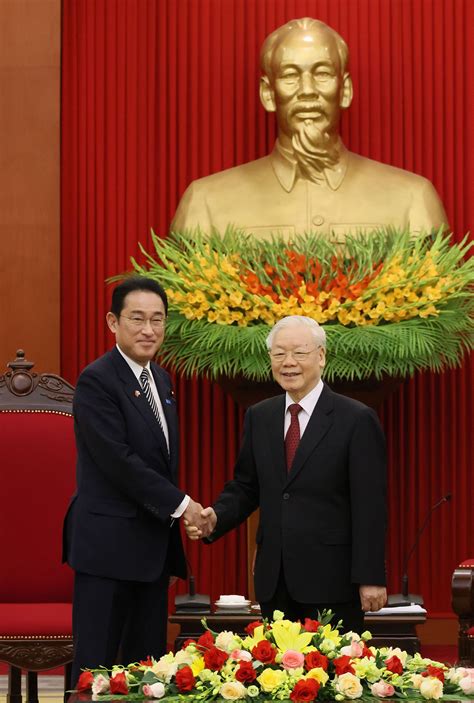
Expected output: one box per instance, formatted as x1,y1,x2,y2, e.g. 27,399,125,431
451,558,474,666
0,350,76,703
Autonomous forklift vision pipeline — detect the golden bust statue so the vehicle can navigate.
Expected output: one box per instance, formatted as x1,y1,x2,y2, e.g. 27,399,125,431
172,18,447,238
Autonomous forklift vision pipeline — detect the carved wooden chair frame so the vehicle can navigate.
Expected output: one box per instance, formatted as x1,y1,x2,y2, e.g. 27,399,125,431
0,350,75,703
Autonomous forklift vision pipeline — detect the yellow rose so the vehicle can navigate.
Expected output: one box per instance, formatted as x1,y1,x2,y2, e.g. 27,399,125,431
420,678,443,700
335,673,363,699
257,668,286,692
306,667,329,685
219,681,247,700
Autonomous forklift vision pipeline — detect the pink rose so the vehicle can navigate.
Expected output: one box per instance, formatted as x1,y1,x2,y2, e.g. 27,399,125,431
230,649,252,661
459,670,474,695
282,650,305,670
371,681,395,698
91,674,110,695
143,682,166,698
341,641,364,658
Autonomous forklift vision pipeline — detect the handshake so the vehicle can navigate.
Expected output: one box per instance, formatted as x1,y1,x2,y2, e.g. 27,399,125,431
182,499,217,540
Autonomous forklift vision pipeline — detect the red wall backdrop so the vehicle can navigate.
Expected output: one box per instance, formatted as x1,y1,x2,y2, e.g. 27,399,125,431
61,0,473,614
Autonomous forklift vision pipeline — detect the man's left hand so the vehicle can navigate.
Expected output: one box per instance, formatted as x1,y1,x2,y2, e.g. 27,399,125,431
359,585,387,612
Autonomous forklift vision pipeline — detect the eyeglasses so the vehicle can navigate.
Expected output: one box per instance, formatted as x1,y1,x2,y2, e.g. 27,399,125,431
269,347,320,363
120,315,166,329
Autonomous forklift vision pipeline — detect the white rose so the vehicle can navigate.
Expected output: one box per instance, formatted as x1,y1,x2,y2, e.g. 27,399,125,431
336,673,363,699
174,649,194,666
411,674,424,689
420,678,443,700
219,681,247,699
91,674,110,695
152,656,178,683
459,671,474,695
216,630,241,653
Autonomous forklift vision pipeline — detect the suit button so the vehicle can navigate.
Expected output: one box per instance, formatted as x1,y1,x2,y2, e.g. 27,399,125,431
312,215,324,226
283,493,290,500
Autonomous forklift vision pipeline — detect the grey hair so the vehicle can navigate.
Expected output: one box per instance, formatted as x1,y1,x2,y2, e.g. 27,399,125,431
266,316,327,350
260,17,349,81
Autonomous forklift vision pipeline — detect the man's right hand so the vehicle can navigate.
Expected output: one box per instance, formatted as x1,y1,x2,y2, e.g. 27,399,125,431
183,506,217,540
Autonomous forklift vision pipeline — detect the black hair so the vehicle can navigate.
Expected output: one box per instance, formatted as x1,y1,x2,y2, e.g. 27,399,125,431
110,276,168,316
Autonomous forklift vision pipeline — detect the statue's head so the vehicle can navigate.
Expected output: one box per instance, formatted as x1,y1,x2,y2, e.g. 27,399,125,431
260,18,353,147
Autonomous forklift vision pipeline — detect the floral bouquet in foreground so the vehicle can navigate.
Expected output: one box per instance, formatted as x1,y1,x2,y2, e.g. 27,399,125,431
76,610,474,701
117,227,473,382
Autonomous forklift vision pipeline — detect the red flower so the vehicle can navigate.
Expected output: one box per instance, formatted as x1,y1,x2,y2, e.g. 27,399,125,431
422,666,445,682
385,655,404,674
244,620,262,636
333,655,355,675
290,678,320,702
203,645,229,671
109,672,128,695
197,630,214,651
361,643,374,659
182,638,197,648
251,639,277,664
139,656,153,667
76,671,93,692
235,660,257,683
303,618,321,633
305,651,328,671
175,665,196,692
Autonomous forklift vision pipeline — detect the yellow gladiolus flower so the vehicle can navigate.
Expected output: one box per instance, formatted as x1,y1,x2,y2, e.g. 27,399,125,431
191,656,205,676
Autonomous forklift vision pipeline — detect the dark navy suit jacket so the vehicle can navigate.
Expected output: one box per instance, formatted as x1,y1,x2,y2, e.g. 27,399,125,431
63,346,186,582
209,384,387,604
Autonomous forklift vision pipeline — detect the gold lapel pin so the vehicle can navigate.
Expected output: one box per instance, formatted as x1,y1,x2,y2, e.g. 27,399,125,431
134,390,141,397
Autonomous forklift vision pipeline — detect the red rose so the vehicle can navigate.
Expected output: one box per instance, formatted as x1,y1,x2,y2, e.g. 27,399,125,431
109,672,128,695
235,660,257,683
245,620,262,635
76,671,93,692
422,666,445,682
140,656,153,667
197,630,214,651
290,678,320,702
305,651,328,672
203,645,229,671
361,644,374,659
251,639,277,664
385,655,404,674
303,618,321,632
333,655,355,675
175,665,196,692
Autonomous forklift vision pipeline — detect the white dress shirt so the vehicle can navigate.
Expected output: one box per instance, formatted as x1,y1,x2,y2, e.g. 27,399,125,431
284,379,324,438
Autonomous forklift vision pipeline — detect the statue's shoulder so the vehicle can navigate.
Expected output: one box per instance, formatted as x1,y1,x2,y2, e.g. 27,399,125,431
348,151,432,188
187,155,274,191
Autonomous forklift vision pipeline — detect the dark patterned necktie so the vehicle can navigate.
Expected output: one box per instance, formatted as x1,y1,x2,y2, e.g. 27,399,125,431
139,368,166,440
285,403,302,471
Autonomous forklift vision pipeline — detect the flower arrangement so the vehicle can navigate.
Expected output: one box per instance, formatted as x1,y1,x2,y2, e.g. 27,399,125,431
76,611,474,701
118,227,473,381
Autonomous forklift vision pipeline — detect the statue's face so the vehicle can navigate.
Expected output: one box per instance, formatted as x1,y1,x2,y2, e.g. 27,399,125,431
269,27,344,141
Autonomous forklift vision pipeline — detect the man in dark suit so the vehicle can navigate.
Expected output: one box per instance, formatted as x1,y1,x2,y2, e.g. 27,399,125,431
63,277,205,685
187,315,387,632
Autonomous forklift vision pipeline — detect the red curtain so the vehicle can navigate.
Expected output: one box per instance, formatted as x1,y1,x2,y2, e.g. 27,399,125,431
61,0,473,613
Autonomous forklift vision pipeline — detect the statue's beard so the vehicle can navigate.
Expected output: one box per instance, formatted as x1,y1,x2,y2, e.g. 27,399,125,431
289,108,340,178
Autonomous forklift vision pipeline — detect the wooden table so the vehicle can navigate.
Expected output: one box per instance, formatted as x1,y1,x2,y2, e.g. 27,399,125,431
169,608,426,654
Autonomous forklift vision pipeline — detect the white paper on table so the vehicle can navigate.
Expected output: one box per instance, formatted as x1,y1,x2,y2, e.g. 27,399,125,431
366,604,427,615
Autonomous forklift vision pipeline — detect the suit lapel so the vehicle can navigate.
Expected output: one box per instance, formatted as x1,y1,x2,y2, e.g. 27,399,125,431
110,348,170,458
285,384,334,486
151,364,178,466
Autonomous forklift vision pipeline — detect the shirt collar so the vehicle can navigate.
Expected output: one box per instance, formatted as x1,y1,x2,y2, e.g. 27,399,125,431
271,139,349,192
116,344,151,382
285,378,324,416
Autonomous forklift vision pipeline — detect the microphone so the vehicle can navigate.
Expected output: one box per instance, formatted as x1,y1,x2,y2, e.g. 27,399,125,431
387,493,452,607
174,555,211,612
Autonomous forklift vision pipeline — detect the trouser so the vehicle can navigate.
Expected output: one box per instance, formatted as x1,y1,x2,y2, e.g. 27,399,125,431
259,563,364,634
71,568,169,687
